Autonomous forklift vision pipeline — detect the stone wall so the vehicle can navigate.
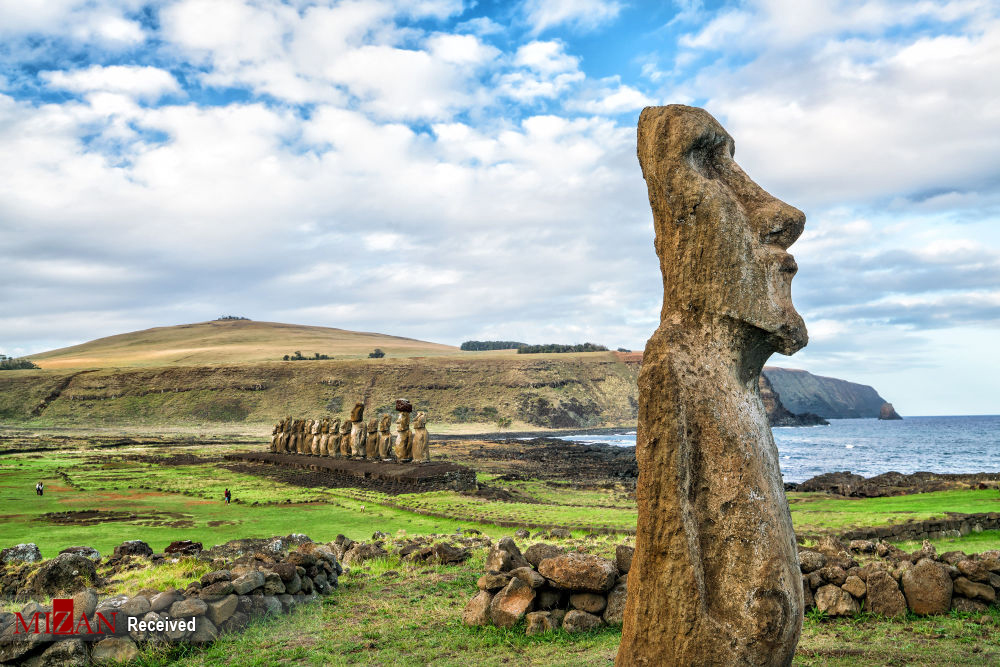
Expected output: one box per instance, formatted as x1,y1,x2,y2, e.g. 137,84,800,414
0,535,342,665
840,512,1000,543
463,535,1000,635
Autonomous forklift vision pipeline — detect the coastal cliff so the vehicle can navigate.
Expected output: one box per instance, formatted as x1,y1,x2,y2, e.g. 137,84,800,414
762,367,890,419
758,374,829,427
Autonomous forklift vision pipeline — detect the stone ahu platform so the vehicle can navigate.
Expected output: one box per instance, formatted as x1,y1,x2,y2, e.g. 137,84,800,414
224,452,477,494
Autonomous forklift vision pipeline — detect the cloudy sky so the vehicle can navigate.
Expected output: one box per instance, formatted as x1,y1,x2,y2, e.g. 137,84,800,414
1,0,998,415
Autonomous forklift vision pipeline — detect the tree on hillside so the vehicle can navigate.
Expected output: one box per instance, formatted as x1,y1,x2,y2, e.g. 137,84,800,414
369,349,385,358
0,355,39,370
460,340,526,351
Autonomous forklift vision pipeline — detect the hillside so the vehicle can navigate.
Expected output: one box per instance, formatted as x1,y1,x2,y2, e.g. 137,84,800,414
762,366,889,418
27,320,458,368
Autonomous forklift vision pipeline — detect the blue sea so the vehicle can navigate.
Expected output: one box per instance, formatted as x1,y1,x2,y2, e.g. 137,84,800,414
556,415,1000,484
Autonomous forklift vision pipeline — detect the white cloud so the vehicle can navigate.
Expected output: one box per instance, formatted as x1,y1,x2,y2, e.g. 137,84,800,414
522,0,623,34
0,0,145,45
570,82,653,115
42,65,180,102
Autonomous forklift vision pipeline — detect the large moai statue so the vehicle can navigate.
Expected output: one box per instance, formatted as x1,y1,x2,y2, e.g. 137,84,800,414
366,418,379,459
300,419,314,454
323,418,338,456
338,419,352,458
310,418,322,455
616,106,808,667
394,399,413,462
377,414,393,461
349,403,367,459
411,412,429,463
288,419,300,455
277,417,291,453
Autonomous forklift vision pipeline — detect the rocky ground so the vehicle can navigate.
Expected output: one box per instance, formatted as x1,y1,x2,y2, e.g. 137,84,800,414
790,470,1000,497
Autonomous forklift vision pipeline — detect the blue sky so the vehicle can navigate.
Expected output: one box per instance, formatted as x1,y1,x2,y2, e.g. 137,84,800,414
1,0,998,416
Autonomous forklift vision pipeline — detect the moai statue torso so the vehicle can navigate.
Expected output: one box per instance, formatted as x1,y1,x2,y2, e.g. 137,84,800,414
394,412,412,462
616,106,807,667
349,403,367,458
300,419,314,454
411,412,429,463
377,415,392,460
366,418,379,459
339,420,352,458
270,422,280,452
288,419,300,454
277,417,291,453
310,419,322,455
328,418,341,458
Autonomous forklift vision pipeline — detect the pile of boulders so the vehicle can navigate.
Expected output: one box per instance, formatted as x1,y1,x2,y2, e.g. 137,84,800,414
329,531,488,567
0,536,341,665
463,534,1000,634
800,536,999,617
462,537,631,635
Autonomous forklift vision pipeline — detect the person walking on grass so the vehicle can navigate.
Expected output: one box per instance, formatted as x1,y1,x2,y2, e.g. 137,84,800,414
224,488,231,504
35,481,43,496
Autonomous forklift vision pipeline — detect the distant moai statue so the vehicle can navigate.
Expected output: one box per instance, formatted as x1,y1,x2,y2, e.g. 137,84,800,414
325,418,339,456
278,417,291,453
377,414,393,461
270,421,280,452
366,418,379,459
350,403,367,458
394,399,413,462
411,412,430,463
338,419,352,458
310,418,322,455
300,419,314,454
288,419,300,454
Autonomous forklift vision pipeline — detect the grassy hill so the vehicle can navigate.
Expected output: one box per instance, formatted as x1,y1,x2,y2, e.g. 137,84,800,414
27,319,459,369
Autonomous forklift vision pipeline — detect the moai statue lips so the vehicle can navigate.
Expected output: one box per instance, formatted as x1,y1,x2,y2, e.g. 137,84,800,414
616,105,807,667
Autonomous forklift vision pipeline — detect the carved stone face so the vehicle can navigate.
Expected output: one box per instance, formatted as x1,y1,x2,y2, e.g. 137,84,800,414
637,105,807,355
379,414,391,432
413,412,427,428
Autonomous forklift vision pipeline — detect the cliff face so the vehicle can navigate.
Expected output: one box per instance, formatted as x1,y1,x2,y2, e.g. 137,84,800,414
879,402,903,420
762,367,889,419
758,374,829,427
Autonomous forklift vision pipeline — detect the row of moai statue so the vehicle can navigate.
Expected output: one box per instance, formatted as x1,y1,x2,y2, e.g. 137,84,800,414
269,399,429,463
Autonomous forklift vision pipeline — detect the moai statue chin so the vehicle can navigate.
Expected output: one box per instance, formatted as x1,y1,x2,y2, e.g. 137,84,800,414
377,414,393,461
350,403,367,458
411,412,430,463
394,412,412,462
616,105,807,667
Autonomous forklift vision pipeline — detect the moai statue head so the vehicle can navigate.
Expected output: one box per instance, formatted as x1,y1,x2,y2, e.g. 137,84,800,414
329,417,340,434
311,419,321,434
378,414,391,432
396,411,410,430
350,402,364,422
637,105,807,361
413,412,427,429
340,420,352,435
367,417,378,432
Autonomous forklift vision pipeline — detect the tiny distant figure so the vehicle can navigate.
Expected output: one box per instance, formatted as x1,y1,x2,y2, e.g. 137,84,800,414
224,488,231,504
35,481,43,496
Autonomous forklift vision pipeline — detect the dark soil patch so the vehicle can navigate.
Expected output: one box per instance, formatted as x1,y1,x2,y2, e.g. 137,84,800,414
39,508,194,528
463,437,637,487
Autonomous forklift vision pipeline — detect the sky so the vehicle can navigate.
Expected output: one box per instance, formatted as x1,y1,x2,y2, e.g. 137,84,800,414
1,0,998,416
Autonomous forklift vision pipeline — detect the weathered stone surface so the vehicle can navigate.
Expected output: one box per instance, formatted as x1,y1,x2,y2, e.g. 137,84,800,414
525,610,558,635
615,545,634,574
477,572,511,591
201,570,232,586
170,598,208,618
819,566,847,586
112,540,153,559
510,566,545,589
29,553,97,597
603,583,628,625
802,578,814,610
462,590,493,626
190,616,219,643
617,105,807,667
841,575,866,599
956,559,988,582
563,609,603,633
815,585,859,617
524,543,564,568
165,540,203,556
206,594,239,626
0,543,42,563
570,592,608,613
798,550,826,573
72,588,98,619
24,638,90,666
201,581,235,596
91,636,139,664
901,559,953,615
122,595,151,618
343,543,388,566
149,589,180,612
953,577,995,603
58,546,101,561
485,537,530,573
951,597,989,613
515,528,530,539
432,542,469,565
536,588,562,610
537,553,616,593
232,570,265,595
488,576,536,627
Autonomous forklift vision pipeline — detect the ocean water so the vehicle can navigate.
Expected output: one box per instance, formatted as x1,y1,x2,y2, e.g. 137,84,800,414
557,415,1000,484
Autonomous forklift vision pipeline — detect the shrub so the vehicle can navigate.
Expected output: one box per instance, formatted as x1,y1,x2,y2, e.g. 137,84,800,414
0,355,39,370
460,341,527,351
516,343,608,354
368,349,385,358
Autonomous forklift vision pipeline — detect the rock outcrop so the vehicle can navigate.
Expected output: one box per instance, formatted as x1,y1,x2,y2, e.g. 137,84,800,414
879,402,903,420
617,105,807,666
759,373,829,427
762,367,890,419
